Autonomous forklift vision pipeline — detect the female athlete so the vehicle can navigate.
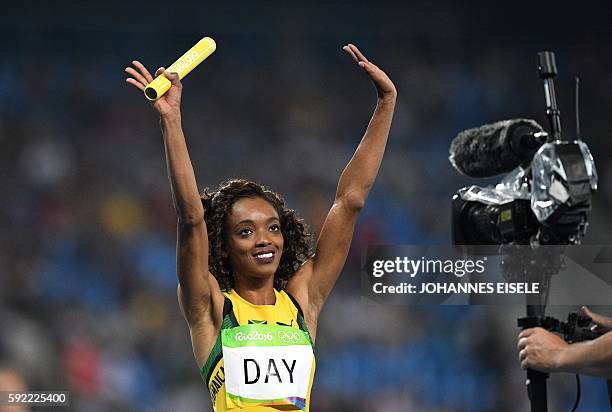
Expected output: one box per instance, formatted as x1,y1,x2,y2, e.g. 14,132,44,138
125,43,396,411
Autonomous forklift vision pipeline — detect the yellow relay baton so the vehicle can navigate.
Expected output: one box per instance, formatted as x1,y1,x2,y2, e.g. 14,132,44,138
144,37,216,101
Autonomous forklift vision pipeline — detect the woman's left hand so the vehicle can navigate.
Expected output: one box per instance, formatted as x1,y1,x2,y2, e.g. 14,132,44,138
343,43,397,101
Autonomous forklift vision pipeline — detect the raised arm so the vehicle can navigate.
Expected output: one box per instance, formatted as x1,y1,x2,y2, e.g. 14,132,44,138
333,44,396,208
125,63,221,345
288,44,397,314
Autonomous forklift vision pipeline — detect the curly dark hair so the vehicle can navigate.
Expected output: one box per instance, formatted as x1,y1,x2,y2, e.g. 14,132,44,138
200,178,313,292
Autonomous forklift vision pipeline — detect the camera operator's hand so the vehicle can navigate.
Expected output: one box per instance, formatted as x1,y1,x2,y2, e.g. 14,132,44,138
582,306,612,334
518,324,612,378
518,327,568,373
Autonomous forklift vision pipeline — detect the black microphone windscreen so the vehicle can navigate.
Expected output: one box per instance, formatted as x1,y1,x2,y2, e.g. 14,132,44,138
449,119,544,178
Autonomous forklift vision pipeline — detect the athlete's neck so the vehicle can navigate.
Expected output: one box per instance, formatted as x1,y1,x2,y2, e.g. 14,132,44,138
233,275,276,305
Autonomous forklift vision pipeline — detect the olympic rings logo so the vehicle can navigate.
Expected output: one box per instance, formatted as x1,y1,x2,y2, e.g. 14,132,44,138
277,330,302,344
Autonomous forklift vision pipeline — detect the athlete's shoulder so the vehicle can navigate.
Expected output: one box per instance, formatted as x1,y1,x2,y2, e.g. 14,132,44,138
285,258,313,295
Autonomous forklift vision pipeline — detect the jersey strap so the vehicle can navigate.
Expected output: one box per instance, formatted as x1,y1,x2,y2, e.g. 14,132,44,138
202,297,237,383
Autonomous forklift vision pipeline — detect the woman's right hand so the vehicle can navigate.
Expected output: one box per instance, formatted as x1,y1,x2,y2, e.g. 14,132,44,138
125,61,183,118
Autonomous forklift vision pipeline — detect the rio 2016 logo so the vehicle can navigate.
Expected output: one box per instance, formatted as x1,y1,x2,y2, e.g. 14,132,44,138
171,51,200,75
235,331,273,342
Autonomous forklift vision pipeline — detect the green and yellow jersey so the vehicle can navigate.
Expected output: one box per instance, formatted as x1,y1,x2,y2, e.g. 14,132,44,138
202,289,315,411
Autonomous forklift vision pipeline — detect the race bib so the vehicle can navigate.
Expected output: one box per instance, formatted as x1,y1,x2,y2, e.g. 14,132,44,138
221,324,314,410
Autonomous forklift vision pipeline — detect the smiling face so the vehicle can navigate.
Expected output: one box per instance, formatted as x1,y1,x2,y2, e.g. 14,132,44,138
225,196,284,283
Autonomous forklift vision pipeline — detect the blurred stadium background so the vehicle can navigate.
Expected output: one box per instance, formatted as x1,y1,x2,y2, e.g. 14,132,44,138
1,1,612,411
